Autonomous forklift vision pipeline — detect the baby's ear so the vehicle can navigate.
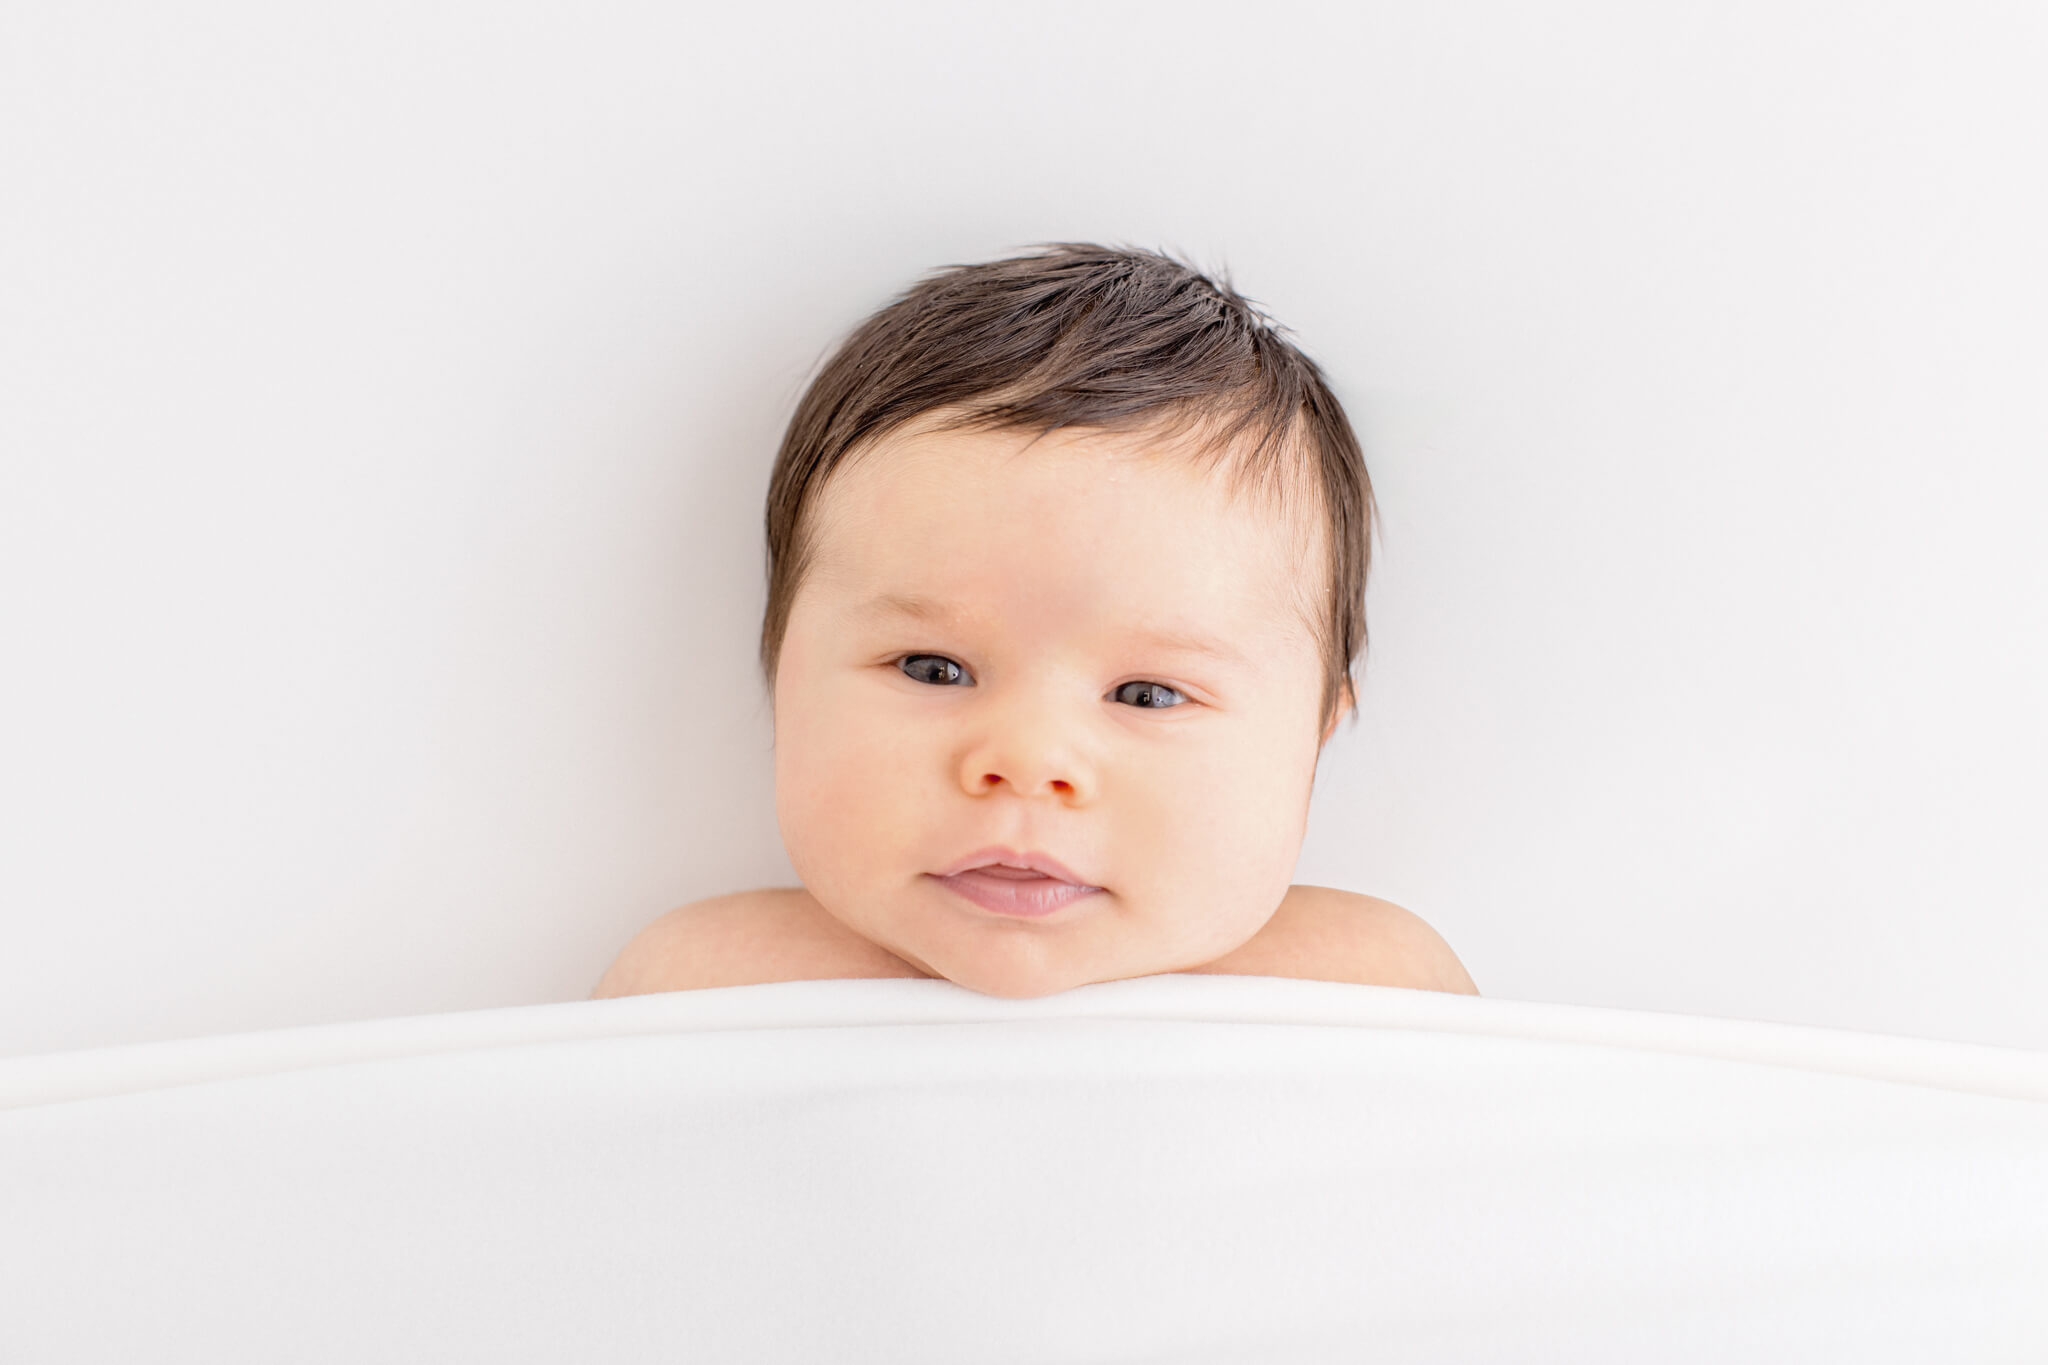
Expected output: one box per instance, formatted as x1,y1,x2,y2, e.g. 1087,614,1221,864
1320,686,1357,745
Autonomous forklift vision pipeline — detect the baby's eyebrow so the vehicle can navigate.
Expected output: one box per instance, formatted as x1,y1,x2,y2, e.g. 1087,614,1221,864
857,592,1251,668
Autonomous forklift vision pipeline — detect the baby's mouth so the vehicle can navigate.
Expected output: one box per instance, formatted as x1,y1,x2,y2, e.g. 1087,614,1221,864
930,847,1101,890
931,866,1105,917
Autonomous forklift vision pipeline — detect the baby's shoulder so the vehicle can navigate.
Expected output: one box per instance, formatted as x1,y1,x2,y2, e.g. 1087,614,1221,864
1193,886,1481,996
589,887,923,999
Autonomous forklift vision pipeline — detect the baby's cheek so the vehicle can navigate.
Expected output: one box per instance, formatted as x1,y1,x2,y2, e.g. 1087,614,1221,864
773,720,840,875
777,709,905,884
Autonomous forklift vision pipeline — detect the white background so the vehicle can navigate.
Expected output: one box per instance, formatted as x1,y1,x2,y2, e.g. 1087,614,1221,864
3,0,2042,1058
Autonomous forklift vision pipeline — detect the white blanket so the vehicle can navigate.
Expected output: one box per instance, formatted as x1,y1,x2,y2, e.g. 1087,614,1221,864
4,973,2046,1363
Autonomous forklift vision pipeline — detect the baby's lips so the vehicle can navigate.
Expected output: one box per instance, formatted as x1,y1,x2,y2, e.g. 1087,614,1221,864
932,846,1099,887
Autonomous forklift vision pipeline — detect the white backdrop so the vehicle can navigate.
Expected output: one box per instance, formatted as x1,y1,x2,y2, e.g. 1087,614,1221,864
3,0,2042,1059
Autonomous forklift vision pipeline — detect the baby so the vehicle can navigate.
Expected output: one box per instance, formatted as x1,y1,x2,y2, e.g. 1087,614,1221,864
594,243,1478,1001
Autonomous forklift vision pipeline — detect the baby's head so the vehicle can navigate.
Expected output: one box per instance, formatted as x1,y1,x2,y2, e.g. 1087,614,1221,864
759,243,1378,998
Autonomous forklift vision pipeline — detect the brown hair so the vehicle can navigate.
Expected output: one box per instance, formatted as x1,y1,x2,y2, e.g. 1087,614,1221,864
760,242,1379,742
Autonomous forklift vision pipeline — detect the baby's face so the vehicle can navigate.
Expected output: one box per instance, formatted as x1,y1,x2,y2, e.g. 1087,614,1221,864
772,417,1344,998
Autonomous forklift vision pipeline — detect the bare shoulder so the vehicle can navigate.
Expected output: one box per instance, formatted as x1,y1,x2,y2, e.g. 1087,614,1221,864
588,887,927,999
1193,885,1481,996
1310,887,1481,995
587,890,754,1000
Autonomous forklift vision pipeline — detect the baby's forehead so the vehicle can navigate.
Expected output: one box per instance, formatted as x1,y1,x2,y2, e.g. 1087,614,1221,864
825,460,1306,577
817,406,1321,553
812,458,1319,649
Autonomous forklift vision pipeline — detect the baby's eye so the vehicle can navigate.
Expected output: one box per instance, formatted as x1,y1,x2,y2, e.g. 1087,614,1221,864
899,654,968,687
895,655,1187,709
1110,680,1186,709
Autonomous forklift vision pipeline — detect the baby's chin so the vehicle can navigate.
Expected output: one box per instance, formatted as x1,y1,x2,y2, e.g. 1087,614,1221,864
892,937,1165,999
923,962,1110,1000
